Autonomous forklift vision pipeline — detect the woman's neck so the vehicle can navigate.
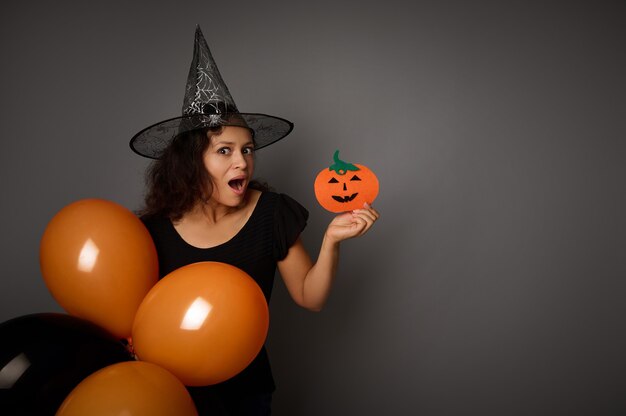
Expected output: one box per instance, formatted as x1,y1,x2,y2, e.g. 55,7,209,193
170,190,261,249
181,190,253,225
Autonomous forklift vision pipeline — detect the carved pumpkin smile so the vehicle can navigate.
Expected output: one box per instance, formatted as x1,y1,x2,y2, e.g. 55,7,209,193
332,193,358,203
314,151,379,213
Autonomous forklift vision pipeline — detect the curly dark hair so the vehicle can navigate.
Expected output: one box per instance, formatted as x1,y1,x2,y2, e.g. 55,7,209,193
139,127,269,221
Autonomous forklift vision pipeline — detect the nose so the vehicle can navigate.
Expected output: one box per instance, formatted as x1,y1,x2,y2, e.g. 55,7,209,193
232,150,248,170
343,183,347,191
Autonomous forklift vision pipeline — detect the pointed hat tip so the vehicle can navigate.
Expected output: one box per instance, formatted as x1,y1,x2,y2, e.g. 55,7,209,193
194,25,207,42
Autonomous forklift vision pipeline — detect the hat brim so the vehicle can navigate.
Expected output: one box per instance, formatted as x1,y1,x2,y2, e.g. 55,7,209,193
130,112,294,159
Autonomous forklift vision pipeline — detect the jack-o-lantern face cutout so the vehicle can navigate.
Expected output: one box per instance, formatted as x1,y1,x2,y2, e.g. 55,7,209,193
314,150,379,213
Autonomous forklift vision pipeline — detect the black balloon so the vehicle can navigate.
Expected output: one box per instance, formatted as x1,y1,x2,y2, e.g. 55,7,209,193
0,313,134,416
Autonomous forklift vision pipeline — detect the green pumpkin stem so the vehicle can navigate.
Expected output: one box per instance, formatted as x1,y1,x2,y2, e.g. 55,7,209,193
329,150,360,175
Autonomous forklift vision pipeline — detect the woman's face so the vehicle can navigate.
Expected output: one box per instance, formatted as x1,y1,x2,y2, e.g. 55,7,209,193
203,126,255,207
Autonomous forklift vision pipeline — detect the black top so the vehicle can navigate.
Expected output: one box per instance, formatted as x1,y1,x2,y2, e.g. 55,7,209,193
141,192,308,398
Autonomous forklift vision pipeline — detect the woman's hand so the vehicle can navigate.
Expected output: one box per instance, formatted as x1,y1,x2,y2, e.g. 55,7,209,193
325,203,380,244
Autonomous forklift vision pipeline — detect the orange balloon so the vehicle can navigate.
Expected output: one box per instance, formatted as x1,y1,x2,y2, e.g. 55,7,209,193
56,361,197,416
40,199,158,338
132,262,269,386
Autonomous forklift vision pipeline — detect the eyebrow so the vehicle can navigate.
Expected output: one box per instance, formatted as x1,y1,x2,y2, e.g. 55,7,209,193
212,140,254,147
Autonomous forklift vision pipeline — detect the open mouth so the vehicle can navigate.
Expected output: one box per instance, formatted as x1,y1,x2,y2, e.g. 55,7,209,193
228,178,246,193
332,193,358,203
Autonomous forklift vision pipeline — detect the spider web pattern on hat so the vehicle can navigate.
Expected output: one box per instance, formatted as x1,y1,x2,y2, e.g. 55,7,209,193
182,27,237,121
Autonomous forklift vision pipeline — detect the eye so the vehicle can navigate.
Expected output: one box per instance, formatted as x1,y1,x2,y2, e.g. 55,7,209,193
328,177,339,183
242,147,255,155
218,147,231,155
350,175,361,181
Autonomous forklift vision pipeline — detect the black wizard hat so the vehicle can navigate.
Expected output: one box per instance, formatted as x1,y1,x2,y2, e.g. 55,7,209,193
130,26,294,159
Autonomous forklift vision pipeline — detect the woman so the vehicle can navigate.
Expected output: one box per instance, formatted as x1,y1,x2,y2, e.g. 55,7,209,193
130,27,379,415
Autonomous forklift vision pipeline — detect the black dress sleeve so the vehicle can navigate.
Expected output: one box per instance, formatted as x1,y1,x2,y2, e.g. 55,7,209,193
273,193,309,260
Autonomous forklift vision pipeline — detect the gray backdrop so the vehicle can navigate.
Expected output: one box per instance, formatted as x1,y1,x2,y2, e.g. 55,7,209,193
1,1,625,415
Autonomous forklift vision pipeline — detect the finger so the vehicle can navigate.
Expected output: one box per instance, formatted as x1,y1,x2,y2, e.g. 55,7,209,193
352,209,377,224
369,206,380,219
358,203,380,220
331,220,365,241
350,214,368,232
336,212,354,220
351,213,374,236
356,206,380,229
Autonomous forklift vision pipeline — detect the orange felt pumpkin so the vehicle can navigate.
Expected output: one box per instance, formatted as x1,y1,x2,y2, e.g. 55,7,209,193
314,150,379,213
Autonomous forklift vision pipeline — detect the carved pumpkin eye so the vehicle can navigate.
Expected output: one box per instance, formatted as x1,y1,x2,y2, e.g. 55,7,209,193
328,177,339,183
350,175,361,181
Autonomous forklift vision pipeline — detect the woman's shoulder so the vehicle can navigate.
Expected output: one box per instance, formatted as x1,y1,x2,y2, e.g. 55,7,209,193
248,189,276,215
268,192,309,221
254,190,305,211
138,213,171,235
246,191,306,224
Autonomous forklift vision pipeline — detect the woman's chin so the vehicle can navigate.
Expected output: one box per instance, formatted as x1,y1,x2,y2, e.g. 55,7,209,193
227,188,249,206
